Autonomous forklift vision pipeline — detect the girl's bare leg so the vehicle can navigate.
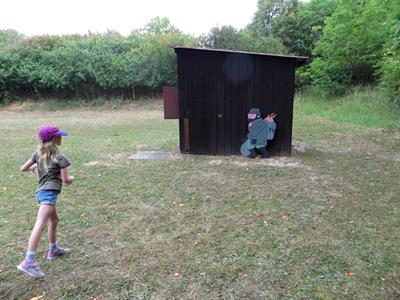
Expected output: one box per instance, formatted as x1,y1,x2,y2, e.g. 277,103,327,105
27,205,55,251
48,207,59,245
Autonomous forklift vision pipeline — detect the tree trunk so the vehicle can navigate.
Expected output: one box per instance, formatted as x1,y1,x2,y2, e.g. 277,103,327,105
132,85,136,101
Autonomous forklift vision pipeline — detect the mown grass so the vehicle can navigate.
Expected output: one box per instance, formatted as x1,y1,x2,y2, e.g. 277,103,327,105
0,93,399,299
0,96,162,112
295,85,400,131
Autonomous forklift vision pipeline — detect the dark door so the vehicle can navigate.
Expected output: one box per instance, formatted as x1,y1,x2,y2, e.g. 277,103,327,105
184,52,255,155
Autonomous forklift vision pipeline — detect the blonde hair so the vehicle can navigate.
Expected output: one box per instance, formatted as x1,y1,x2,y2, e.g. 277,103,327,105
37,139,59,170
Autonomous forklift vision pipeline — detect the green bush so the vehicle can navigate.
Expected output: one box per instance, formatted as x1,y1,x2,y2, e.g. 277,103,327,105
0,18,197,102
379,50,400,106
310,0,392,94
378,6,400,106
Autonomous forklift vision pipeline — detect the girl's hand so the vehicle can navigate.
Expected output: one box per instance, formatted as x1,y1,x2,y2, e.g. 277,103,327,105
28,164,38,177
30,164,37,173
61,168,74,185
20,159,35,172
64,175,74,186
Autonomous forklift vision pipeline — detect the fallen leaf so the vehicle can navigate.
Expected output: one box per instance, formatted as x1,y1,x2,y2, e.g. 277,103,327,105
281,215,289,221
267,192,273,198
80,213,86,217
346,272,356,276
238,272,247,278
127,192,131,196
30,293,45,300
254,211,260,219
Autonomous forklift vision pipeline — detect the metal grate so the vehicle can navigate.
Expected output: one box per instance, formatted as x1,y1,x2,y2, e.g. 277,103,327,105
129,151,170,160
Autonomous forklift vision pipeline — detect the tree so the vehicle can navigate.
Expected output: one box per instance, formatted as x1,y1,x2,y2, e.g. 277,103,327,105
141,17,179,35
200,25,286,54
130,18,197,88
0,50,20,100
238,28,287,54
378,1,400,105
272,0,338,56
200,25,241,50
0,29,23,49
310,0,393,94
249,0,299,36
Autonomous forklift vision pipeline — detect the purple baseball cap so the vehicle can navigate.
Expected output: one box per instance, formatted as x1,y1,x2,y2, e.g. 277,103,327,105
38,125,68,143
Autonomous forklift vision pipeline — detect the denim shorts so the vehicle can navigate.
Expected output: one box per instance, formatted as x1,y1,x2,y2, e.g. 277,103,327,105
36,190,59,206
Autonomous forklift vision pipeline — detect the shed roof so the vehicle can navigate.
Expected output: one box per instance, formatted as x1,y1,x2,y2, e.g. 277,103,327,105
172,46,310,67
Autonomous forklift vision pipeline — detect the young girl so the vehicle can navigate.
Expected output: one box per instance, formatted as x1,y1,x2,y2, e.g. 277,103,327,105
17,125,74,278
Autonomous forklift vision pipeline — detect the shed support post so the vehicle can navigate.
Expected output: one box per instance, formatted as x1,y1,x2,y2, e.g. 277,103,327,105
184,118,190,153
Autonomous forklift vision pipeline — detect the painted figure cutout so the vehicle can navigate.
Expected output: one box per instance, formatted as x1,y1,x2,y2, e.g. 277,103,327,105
240,108,277,158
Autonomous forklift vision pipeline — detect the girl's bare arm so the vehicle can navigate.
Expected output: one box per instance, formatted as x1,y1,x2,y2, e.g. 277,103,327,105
20,159,36,172
60,168,74,185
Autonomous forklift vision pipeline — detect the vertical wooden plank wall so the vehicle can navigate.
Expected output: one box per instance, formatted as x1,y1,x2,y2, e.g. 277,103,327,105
176,48,298,156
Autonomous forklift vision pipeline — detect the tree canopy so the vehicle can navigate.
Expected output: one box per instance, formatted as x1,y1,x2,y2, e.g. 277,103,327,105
0,1,399,104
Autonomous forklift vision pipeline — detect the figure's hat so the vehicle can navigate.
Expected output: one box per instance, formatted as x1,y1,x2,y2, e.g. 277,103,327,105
248,108,261,115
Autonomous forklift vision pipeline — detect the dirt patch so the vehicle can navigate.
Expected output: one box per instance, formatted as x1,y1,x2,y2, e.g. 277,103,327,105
313,132,400,161
83,160,113,167
108,153,129,161
229,156,312,170
84,161,100,166
208,155,312,169
209,160,223,166
292,141,307,154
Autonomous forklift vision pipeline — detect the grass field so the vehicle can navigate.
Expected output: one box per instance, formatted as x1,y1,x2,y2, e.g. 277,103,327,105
0,93,399,299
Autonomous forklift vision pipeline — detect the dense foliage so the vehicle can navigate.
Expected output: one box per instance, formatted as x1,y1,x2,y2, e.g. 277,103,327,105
0,18,196,100
310,0,394,94
378,1,400,105
245,0,398,103
0,1,399,104
199,25,286,54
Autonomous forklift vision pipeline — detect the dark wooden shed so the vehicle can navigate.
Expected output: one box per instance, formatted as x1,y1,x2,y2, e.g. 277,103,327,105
165,47,309,156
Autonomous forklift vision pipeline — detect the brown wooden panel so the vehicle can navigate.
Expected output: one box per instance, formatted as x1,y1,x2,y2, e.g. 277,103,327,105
163,86,179,119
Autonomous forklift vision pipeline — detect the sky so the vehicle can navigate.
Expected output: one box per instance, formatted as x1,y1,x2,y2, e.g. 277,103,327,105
0,0,259,37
